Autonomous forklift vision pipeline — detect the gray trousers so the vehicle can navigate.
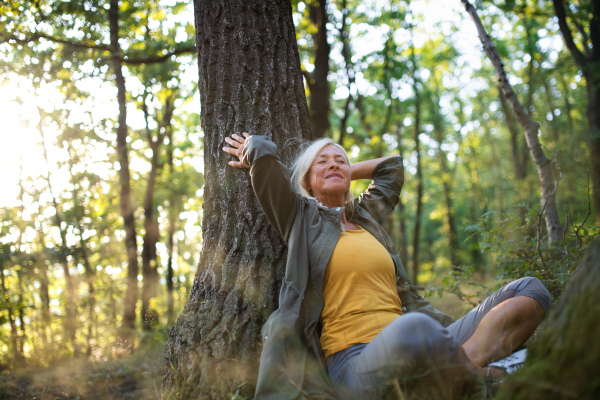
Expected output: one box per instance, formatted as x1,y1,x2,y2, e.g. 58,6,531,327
326,277,551,399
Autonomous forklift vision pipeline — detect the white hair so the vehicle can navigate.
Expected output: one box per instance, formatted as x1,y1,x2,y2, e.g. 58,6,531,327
290,138,355,218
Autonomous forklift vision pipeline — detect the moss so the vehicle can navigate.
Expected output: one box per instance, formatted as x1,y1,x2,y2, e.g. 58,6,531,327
495,241,600,400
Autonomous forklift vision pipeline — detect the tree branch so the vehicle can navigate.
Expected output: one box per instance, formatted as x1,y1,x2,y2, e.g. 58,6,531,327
571,19,592,58
123,44,196,65
7,31,110,51
552,0,587,68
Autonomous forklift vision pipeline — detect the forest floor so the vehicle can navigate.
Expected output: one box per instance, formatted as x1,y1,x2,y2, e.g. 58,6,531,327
0,277,523,400
0,340,166,400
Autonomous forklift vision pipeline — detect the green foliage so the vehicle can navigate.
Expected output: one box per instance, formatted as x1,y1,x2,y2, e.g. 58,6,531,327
429,202,599,304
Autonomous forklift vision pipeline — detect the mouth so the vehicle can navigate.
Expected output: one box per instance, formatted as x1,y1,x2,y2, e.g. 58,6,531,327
326,173,344,179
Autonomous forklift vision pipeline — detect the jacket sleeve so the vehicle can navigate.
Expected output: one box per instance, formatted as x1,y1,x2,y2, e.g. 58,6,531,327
355,155,404,226
398,281,455,327
243,135,299,242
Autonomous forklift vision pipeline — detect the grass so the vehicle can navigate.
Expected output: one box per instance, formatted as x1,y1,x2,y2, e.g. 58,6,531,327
0,340,166,400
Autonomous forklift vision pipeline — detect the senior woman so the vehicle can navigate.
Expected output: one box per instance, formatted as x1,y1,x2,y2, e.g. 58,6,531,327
223,133,551,400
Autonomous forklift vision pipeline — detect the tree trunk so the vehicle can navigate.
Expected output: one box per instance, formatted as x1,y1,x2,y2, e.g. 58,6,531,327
431,91,461,269
495,240,600,399
0,260,24,368
163,0,311,397
483,124,505,215
410,39,424,285
337,0,354,145
109,0,140,342
462,0,562,246
39,117,80,357
166,127,177,326
141,93,172,332
16,270,26,356
498,85,528,181
36,228,51,346
394,101,409,270
67,143,97,357
412,82,423,284
552,0,600,225
306,0,331,139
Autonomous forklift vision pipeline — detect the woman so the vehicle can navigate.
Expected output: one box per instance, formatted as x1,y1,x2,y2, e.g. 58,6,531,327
223,133,551,399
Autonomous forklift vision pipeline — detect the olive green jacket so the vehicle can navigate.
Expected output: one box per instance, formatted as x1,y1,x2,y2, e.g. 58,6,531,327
243,136,453,400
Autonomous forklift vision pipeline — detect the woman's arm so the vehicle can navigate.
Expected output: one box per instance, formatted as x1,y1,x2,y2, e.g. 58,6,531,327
223,133,299,242
351,155,397,180
353,155,404,226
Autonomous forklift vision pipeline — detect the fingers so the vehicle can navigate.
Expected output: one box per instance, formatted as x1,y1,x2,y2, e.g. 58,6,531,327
225,136,243,149
222,146,239,156
228,160,246,169
223,133,251,169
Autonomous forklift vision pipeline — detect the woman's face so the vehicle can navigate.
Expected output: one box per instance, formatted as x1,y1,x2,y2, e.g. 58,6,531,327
307,145,351,203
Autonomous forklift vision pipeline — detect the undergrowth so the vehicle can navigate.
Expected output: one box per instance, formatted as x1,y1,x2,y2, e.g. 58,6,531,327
0,335,166,400
427,204,599,304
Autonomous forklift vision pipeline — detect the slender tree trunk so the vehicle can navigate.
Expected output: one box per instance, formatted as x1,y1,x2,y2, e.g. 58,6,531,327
394,101,409,269
0,261,24,367
163,0,312,397
166,127,177,326
498,85,528,181
66,143,96,357
337,0,354,145
409,35,424,284
16,270,26,355
552,0,600,225
306,0,330,139
462,0,562,246
36,227,51,346
557,73,574,135
16,163,27,356
462,148,485,269
412,81,423,284
141,93,172,332
431,91,461,269
542,78,560,141
39,116,80,357
483,124,505,214
109,0,140,343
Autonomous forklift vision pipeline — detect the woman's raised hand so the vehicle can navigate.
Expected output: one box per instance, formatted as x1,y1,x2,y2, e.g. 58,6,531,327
223,132,251,168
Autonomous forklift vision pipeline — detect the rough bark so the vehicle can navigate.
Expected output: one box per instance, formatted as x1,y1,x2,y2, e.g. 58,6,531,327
306,0,331,139
495,240,600,399
462,0,562,246
552,0,600,226
163,0,311,397
109,0,140,341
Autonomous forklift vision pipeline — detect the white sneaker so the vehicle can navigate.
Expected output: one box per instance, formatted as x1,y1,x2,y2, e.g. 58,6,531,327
487,348,527,374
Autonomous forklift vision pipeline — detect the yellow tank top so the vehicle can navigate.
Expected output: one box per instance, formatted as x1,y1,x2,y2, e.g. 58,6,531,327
320,227,403,358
